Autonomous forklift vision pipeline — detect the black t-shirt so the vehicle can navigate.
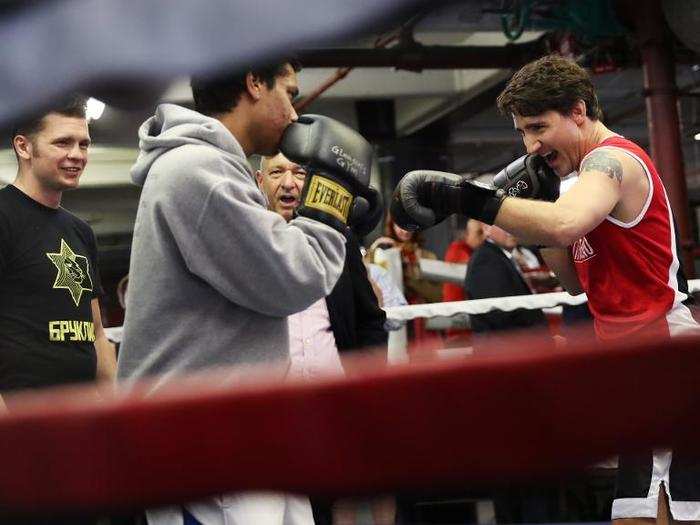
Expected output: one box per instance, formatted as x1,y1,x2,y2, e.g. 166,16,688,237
0,185,101,392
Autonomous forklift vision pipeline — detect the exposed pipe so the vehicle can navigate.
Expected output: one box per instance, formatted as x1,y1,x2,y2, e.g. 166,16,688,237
627,0,695,276
295,33,399,113
294,9,429,112
294,67,352,113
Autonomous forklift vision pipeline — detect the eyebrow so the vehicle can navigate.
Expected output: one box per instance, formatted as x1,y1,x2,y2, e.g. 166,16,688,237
266,163,303,172
53,135,91,144
514,121,545,133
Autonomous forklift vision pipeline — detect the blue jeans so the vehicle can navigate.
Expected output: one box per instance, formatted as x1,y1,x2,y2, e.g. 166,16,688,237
182,507,202,525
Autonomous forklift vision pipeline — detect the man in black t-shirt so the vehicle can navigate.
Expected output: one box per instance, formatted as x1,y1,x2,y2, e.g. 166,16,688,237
0,96,115,405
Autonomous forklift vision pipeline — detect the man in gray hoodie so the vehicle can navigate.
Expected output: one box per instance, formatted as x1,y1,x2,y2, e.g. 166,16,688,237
117,60,351,524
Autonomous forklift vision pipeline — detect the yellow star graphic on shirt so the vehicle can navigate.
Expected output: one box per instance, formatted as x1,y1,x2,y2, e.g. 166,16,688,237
46,239,93,307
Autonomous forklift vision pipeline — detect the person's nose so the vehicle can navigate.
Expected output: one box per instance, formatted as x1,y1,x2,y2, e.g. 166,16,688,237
289,104,298,123
280,171,296,190
67,143,87,162
523,135,541,155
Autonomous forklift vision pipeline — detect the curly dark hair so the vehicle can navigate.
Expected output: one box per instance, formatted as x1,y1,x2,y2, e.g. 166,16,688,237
497,54,601,120
191,57,301,116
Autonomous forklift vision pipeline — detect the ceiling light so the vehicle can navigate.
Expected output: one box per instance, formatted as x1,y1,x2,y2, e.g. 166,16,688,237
694,132,700,141
86,97,106,121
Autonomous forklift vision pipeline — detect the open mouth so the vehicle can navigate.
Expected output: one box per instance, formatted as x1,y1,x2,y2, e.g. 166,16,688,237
61,167,82,173
543,151,558,166
279,195,297,206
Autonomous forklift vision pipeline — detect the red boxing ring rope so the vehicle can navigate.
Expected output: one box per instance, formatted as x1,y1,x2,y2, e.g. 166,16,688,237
1,332,699,515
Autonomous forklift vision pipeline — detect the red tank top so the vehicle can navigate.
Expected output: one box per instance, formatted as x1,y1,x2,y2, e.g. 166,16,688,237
571,136,689,340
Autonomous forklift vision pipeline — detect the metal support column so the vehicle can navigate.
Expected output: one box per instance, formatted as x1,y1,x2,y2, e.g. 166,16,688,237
631,0,695,276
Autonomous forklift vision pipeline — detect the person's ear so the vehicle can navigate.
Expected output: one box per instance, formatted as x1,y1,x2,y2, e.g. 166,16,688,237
13,135,32,160
571,100,587,125
246,72,263,101
254,170,264,189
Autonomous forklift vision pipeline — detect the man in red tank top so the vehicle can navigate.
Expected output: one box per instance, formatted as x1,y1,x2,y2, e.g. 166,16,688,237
492,55,698,525
495,57,697,344
391,54,700,524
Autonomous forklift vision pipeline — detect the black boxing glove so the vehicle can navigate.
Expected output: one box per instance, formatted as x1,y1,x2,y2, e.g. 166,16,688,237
349,186,383,238
493,154,560,202
391,170,505,231
280,114,373,232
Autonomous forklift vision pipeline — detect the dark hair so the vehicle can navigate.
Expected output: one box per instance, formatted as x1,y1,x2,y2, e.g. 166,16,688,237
496,54,602,120
191,57,301,116
384,211,425,246
12,94,87,142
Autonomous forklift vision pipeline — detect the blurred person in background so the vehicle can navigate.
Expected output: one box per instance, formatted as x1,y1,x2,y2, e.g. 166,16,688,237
511,245,560,295
363,252,408,332
257,152,392,525
255,152,387,375
368,213,442,350
442,218,486,302
368,213,442,305
464,225,549,340
0,96,116,411
465,224,556,523
442,218,486,345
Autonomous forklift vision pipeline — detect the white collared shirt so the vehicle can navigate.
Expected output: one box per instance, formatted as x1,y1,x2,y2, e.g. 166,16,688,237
287,298,344,380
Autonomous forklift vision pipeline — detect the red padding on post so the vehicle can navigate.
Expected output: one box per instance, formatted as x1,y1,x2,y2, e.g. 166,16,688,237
0,332,698,514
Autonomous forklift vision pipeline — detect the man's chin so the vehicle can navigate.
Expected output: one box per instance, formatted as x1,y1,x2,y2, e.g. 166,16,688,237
263,138,284,158
56,179,81,191
278,208,295,222
552,165,568,178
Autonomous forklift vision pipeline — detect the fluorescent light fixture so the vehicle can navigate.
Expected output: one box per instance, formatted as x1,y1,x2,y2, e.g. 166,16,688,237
86,97,106,121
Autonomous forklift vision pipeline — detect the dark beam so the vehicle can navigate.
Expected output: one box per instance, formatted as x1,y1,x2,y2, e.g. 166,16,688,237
298,39,549,70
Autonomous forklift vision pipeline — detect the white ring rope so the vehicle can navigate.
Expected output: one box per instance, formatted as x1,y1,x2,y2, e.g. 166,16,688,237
104,276,699,339
384,279,700,322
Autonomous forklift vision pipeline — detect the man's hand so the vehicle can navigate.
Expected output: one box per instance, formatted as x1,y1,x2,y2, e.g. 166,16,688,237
92,299,117,382
493,154,560,202
349,186,383,238
391,170,505,231
281,114,374,232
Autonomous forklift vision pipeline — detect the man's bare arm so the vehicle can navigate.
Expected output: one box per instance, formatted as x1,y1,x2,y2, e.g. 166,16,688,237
495,150,626,246
540,247,584,295
580,150,623,184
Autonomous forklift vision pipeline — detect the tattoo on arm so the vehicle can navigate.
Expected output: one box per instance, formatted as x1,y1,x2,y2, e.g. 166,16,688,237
580,151,623,184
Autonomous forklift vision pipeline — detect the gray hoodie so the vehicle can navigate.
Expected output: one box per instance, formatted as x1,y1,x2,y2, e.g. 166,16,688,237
117,104,346,387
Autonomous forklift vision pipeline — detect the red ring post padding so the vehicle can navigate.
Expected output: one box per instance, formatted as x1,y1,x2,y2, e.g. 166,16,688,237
1,332,699,515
